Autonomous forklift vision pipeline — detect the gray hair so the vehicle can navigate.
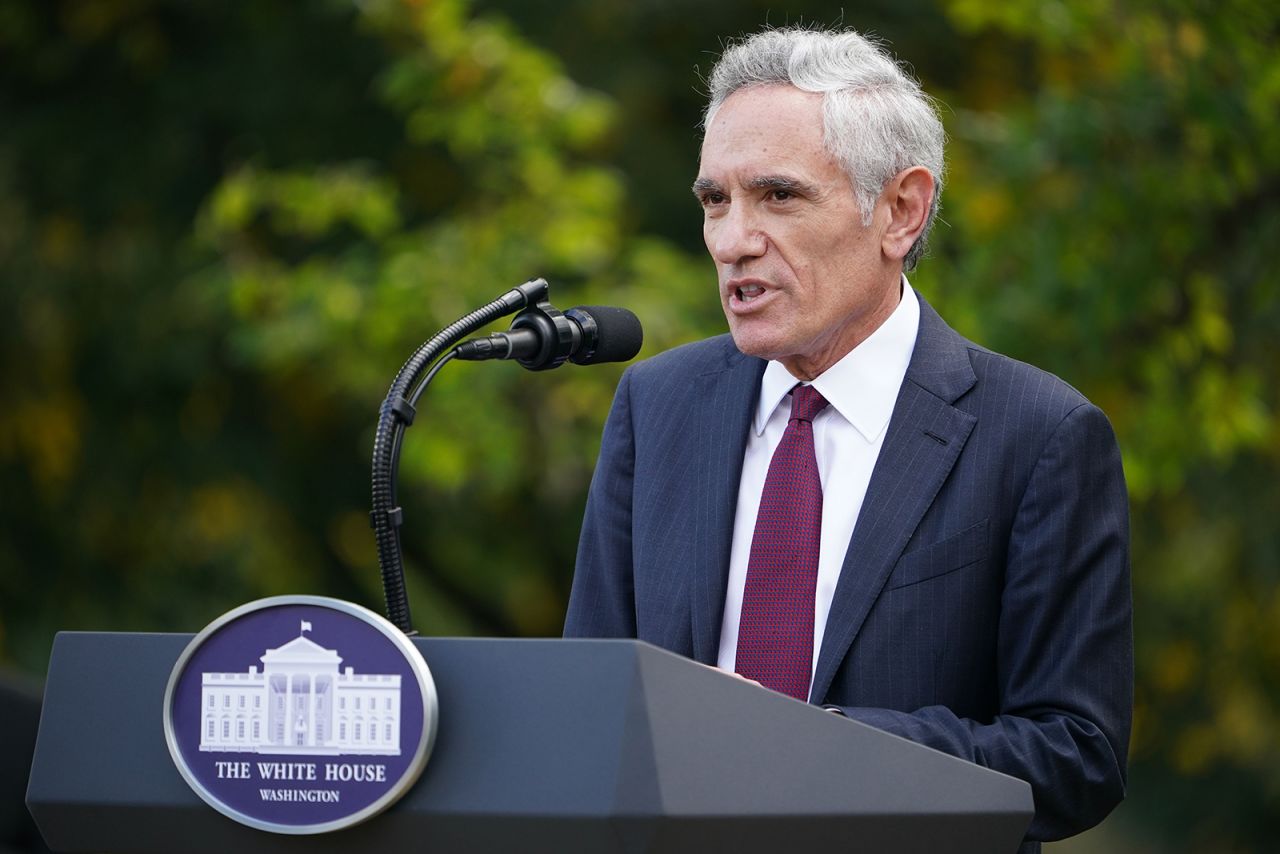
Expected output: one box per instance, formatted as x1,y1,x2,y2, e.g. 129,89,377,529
703,27,945,271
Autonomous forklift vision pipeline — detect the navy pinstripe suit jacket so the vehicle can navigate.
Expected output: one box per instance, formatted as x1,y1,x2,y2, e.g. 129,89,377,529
564,296,1132,849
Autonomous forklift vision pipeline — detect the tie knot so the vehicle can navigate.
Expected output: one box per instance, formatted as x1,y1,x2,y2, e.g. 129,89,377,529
789,384,828,423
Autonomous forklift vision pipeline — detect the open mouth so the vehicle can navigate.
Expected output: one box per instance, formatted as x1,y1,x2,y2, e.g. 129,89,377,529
736,283,765,303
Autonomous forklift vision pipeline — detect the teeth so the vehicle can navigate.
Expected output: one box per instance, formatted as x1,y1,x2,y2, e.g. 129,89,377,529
737,284,764,302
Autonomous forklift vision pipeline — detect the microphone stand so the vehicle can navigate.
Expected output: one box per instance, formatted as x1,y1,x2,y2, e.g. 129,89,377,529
370,277,552,635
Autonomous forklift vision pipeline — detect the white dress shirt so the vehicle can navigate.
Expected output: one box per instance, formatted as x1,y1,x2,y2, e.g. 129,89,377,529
716,280,920,699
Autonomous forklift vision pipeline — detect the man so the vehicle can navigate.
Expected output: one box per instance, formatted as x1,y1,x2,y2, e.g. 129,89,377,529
564,27,1131,851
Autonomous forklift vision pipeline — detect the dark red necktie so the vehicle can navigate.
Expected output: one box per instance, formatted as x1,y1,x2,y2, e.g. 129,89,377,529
735,384,828,701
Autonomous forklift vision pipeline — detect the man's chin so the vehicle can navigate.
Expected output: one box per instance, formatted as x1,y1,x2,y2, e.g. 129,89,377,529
728,328,784,361
728,327,831,380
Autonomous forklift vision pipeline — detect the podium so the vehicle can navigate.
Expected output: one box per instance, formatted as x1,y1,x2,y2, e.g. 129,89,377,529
26,633,1032,852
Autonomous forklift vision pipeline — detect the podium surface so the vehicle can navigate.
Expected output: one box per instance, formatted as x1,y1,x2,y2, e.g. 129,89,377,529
27,633,1032,852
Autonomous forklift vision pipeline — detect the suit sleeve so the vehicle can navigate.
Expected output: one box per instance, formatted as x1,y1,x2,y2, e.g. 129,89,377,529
563,367,638,638
834,402,1133,842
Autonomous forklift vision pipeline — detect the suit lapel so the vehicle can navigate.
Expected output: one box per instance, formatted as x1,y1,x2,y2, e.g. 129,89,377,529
809,298,979,704
689,343,764,665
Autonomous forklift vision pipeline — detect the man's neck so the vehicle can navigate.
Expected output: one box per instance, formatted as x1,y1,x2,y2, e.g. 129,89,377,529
778,276,905,382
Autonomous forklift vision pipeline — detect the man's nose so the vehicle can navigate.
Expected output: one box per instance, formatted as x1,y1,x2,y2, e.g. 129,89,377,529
706,206,766,264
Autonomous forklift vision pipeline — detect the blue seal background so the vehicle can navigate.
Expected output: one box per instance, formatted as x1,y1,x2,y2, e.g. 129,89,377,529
169,602,426,827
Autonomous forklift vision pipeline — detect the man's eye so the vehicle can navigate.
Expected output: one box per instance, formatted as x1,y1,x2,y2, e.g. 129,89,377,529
701,193,727,206
770,189,793,202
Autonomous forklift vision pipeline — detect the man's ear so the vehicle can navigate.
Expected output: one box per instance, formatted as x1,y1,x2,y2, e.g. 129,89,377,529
880,166,934,263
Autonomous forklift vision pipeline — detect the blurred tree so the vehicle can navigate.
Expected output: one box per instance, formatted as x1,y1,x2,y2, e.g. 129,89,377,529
1,0,1278,849
0,0,410,654
0,0,715,664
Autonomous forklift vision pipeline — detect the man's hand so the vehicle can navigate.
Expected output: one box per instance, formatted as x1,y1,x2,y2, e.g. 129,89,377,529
714,666,762,688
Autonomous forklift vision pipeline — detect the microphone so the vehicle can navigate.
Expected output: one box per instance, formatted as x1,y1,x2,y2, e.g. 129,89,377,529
455,305,643,371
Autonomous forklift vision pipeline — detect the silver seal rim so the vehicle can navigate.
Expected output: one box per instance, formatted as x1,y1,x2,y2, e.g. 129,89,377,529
162,595,439,835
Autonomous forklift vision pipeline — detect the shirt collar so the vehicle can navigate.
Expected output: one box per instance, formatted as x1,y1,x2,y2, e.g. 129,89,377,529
753,278,920,442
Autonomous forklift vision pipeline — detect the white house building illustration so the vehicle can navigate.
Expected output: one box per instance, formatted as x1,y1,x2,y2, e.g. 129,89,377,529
200,623,402,755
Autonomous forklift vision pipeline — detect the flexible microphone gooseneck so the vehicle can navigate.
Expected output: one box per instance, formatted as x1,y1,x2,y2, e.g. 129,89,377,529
370,279,643,634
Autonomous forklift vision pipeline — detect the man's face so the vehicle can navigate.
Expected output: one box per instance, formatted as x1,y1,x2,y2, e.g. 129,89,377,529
695,84,900,380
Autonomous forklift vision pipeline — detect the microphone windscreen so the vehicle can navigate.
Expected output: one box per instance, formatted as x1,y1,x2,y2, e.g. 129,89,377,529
571,305,644,365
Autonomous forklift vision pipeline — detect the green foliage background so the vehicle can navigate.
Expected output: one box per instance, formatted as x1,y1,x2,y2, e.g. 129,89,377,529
1,0,1277,848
